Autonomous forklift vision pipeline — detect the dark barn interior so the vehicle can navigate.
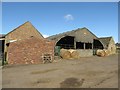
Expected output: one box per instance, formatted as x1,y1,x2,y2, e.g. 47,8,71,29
0,40,5,65
93,39,104,49
76,42,84,49
0,40,5,53
56,38,93,49
85,43,92,49
56,36,74,49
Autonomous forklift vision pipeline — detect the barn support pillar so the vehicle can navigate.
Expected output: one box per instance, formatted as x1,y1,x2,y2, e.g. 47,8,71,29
74,40,76,49
92,43,93,49
84,43,85,49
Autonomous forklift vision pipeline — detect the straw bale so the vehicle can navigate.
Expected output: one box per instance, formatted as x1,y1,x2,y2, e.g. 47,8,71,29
68,49,76,53
60,49,71,59
71,50,80,59
103,49,110,56
96,49,105,57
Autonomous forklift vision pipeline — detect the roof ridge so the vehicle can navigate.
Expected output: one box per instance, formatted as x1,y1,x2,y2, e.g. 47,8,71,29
98,36,112,39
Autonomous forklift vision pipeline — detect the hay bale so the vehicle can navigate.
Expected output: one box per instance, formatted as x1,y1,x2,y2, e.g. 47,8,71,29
60,49,67,56
60,49,71,59
71,50,80,59
96,49,105,57
103,49,110,56
97,51,105,57
68,49,76,53
96,49,102,55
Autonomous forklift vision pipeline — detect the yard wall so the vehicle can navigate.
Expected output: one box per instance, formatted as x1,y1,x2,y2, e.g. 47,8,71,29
76,49,93,57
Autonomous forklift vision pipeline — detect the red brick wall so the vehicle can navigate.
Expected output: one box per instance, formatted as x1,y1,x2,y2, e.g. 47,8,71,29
7,37,55,65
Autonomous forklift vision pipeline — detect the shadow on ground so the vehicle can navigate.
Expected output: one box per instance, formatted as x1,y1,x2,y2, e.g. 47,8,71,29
60,77,85,88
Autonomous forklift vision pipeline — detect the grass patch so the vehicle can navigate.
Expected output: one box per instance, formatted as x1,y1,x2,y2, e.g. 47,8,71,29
31,68,58,74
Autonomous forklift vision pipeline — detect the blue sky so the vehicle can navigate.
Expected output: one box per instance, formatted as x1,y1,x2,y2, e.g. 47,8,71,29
2,2,118,42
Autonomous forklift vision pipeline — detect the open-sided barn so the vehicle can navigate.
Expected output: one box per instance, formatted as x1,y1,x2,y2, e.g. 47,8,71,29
47,28,116,57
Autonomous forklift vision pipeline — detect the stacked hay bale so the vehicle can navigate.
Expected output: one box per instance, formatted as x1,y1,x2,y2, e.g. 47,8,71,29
68,49,76,53
96,49,110,57
71,51,80,59
60,49,71,59
103,49,110,56
96,49,105,57
60,49,80,59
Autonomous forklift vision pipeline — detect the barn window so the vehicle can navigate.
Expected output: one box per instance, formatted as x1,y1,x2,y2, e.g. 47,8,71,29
85,43,92,49
76,42,84,49
56,36,74,49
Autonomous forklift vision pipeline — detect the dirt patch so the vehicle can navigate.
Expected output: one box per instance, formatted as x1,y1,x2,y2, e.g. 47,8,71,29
60,77,85,88
2,54,118,88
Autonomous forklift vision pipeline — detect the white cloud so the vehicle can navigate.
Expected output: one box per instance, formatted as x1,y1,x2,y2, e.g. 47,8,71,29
64,14,74,21
43,34,49,38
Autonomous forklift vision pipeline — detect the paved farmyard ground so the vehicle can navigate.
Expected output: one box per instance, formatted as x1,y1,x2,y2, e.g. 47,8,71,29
2,54,118,88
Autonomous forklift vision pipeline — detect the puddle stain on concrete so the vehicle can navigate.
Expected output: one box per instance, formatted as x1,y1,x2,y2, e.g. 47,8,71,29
60,77,85,88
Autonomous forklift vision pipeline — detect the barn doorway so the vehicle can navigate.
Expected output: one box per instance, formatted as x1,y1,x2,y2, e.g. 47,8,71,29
93,39,104,55
56,36,74,49
0,40,5,53
0,39,5,65
93,39,104,49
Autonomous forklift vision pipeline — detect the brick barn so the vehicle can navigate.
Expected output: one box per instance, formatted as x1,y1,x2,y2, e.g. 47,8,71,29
3,21,55,65
7,37,54,64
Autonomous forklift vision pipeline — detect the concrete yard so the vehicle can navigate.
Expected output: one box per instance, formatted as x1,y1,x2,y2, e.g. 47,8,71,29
2,54,118,88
